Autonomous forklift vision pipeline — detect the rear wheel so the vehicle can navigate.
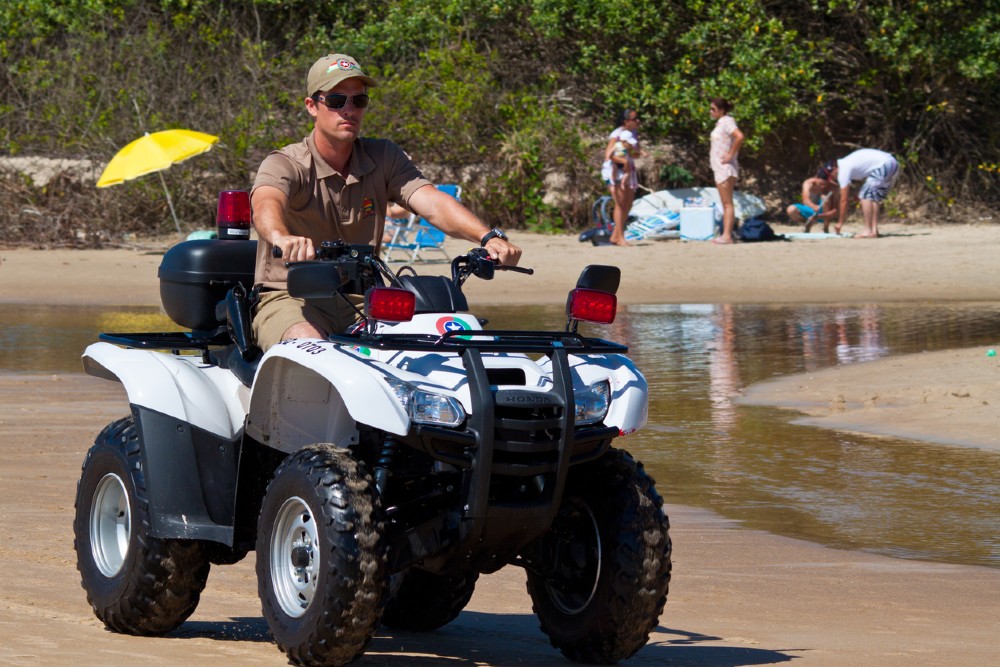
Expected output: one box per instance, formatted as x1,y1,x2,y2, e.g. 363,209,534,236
381,568,479,631
525,448,671,664
73,417,211,635
256,444,387,667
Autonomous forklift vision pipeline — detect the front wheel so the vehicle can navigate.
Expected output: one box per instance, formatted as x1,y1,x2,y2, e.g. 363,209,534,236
73,417,211,635
525,448,671,664
256,444,387,667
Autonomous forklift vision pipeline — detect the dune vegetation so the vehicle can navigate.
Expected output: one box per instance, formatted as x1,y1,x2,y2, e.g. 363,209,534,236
2,0,998,245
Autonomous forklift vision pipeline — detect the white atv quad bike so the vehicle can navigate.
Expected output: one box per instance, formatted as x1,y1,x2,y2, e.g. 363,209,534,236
75,238,671,666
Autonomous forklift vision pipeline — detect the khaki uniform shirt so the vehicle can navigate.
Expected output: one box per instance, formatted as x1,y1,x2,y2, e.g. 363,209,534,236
251,132,431,288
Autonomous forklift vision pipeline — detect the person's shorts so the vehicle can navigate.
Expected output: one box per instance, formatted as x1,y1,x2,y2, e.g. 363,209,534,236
792,203,817,219
858,157,900,202
712,161,739,185
252,289,363,350
601,164,637,190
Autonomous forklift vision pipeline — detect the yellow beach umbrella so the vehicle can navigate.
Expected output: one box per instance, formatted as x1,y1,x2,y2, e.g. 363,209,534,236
96,129,219,236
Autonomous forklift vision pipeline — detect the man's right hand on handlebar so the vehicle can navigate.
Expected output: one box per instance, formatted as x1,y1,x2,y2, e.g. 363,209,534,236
272,235,315,262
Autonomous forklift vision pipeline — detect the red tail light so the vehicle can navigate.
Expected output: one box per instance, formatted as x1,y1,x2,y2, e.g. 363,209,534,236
568,288,617,324
366,287,415,322
216,190,251,239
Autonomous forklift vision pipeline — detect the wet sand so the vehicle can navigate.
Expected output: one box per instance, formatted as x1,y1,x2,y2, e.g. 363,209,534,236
1,374,998,666
741,345,1000,451
2,223,1000,665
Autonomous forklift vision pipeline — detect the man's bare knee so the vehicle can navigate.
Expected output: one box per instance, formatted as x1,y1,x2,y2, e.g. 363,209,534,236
281,321,327,341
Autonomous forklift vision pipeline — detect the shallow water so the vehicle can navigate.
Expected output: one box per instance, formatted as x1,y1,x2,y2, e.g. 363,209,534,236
3,302,1000,568
486,302,1000,569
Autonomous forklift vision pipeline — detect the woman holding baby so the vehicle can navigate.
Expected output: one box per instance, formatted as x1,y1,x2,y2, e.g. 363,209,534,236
600,109,641,246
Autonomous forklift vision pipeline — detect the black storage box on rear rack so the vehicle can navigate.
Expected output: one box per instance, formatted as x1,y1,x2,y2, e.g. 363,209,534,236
158,240,258,331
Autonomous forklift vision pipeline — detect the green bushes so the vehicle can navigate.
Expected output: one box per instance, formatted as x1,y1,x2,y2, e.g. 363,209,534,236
2,0,998,246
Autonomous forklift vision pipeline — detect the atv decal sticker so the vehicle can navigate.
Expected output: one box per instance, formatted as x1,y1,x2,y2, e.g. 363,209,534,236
295,341,328,355
436,316,472,340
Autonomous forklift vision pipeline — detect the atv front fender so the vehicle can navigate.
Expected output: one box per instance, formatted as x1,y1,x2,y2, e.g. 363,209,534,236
245,339,409,453
568,353,649,434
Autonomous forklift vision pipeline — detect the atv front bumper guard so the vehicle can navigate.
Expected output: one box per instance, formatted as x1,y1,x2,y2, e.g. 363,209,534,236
330,329,626,572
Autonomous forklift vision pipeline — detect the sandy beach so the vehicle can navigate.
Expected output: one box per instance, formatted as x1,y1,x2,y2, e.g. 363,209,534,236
4,221,1000,307
1,222,999,665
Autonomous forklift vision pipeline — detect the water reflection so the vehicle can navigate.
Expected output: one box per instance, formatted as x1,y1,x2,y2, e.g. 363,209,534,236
2,302,1000,568
708,303,740,430
0,305,174,372
491,301,1000,569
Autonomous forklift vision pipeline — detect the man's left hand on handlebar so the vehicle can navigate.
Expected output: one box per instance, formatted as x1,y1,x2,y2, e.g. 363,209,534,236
484,237,522,266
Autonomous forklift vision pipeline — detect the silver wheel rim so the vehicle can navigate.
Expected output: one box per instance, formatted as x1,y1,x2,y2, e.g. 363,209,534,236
90,473,131,577
270,496,319,618
546,503,602,615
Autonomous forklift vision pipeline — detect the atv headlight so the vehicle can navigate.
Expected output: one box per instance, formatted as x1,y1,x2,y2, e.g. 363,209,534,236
385,377,466,427
574,380,611,425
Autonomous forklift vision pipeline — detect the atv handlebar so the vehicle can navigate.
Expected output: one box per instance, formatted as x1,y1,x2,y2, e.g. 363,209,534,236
277,241,534,304
276,242,531,287
451,247,532,286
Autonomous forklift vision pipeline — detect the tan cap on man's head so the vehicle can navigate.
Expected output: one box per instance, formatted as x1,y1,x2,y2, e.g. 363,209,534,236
307,54,377,96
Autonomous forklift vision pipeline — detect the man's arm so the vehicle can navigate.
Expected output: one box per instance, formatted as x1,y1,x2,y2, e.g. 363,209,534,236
801,179,821,208
407,184,522,266
836,185,850,230
817,189,841,220
251,185,315,261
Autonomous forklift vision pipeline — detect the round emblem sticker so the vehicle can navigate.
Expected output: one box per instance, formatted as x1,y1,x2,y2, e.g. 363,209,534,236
436,317,472,340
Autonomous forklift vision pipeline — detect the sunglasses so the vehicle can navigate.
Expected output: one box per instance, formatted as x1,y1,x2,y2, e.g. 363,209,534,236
314,93,370,109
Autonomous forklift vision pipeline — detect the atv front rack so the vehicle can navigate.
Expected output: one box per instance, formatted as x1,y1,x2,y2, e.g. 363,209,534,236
327,328,628,354
98,328,628,355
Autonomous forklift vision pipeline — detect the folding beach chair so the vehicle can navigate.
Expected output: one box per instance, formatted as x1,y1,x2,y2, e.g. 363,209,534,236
383,184,462,263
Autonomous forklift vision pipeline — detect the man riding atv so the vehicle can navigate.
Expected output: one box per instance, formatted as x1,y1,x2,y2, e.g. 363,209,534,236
73,51,670,667
250,52,521,350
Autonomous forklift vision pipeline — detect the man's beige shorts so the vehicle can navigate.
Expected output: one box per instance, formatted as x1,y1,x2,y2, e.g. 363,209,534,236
252,290,363,350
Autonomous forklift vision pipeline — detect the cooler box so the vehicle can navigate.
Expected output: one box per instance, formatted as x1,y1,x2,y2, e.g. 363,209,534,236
680,207,716,241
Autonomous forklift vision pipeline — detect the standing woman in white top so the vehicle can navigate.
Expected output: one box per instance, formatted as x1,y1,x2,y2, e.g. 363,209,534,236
600,109,641,246
708,98,745,244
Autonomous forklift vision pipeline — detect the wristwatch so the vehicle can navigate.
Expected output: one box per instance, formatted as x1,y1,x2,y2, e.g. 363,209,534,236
480,228,508,247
